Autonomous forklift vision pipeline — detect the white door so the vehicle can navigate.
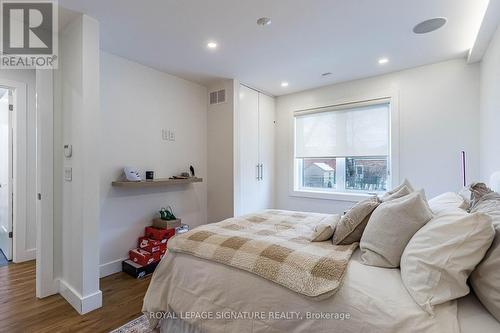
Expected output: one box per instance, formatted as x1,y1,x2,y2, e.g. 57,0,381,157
0,88,12,260
257,93,275,209
238,85,260,215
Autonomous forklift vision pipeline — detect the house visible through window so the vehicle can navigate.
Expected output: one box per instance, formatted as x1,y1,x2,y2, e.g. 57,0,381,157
294,100,391,195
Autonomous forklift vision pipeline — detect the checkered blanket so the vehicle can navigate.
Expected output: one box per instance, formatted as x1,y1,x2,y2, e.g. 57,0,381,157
168,210,358,299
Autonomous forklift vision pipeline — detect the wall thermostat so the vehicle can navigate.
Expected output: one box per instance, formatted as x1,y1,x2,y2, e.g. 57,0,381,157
64,144,72,158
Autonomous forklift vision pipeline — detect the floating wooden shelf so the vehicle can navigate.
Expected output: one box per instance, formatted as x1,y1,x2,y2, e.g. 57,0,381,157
111,177,203,188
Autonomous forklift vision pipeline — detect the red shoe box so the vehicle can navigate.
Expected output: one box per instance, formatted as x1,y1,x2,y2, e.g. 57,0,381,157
145,226,175,240
144,226,167,240
138,237,167,253
165,228,175,239
152,250,166,262
129,248,155,266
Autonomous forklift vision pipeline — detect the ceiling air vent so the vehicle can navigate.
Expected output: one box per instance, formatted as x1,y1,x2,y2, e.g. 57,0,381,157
209,89,226,105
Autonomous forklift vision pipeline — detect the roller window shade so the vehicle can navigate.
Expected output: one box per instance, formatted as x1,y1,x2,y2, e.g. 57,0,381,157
295,102,389,158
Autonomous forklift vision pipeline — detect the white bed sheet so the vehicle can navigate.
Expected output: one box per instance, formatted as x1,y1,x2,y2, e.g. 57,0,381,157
458,293,500,333
144,249,459,333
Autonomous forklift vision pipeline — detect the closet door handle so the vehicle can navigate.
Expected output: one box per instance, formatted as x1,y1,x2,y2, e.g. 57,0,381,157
256,164,260,180
260,164,264,181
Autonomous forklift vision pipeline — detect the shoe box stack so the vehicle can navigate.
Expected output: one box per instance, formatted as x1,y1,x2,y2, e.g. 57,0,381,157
122,219,188,279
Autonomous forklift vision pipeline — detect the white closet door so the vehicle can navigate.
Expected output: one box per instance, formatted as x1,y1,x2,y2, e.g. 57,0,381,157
238,85,260,215
257,93,275,210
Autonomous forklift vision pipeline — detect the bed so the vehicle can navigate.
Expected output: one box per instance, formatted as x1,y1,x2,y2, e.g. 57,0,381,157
143,206,500,333
144,249,457,332
458,294,500,333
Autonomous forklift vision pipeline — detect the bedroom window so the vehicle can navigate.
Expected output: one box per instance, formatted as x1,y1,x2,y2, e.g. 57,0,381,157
294,100,391,197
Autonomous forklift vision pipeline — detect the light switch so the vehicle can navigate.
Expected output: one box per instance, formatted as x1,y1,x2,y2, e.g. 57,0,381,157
162,129,176,141
64,167,72,181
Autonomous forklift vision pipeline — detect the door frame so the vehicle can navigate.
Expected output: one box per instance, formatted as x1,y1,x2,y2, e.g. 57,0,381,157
0,78,29,263
0,86,13,260
35,69,58,298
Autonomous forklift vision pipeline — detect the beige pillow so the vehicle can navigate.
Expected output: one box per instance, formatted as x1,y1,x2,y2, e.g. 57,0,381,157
382,178,414,201
360,190,433,268
401,210,495,315
332,196,380,245
311,214,340,242
381,185,411,202
428,192,467,215
469,192,500,321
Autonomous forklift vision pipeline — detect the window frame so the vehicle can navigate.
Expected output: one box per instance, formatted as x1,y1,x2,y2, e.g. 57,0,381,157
289,94,399,202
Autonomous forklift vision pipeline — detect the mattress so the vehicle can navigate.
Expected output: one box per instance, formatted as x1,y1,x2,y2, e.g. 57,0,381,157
144,249,460,332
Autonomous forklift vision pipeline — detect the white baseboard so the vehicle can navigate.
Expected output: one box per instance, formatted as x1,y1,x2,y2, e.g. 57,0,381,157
36,277,59,299
59,279,102,314
99,257,127,278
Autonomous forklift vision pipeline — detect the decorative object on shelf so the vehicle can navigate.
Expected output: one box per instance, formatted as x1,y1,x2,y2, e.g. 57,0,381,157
170,172,190,180
159,206,177,221
145,170,155,180
170,175,189,179
170,168,192,180
190,165,195,177
124,167,141,181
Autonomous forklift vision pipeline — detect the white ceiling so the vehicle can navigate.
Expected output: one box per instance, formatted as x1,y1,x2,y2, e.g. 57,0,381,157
58,0,489,96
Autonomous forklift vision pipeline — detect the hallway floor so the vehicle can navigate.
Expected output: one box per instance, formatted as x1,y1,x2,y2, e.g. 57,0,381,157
0,260,151,332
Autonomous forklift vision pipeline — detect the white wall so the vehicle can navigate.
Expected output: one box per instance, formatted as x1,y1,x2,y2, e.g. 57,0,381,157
54,14,102,314
99,52,208,276
207,79,235,223
479,25,500,181
276,59,480,214
0,69,37,260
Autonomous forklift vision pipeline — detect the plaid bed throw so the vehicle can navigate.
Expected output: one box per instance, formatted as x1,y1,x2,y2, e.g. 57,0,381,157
168,210,358,299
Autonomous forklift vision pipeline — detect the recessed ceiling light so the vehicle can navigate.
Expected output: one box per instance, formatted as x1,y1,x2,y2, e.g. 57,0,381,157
281,81,289,87
378,58,389,65
207,42,217,49
257,17,272,26
413,18,447,34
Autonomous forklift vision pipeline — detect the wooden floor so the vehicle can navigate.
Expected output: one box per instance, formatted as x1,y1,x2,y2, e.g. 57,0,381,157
0,260,151,333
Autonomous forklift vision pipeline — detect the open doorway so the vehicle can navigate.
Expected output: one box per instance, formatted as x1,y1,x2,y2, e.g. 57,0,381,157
0,69,58,301
0,75,33,266
0,87,12,265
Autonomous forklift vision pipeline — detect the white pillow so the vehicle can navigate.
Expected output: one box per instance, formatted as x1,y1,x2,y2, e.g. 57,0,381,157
360,190,433,268
469,192,500,321
428,192,468,215
401,210,495,314
382,178,414,201
310,214,340,242
380,185,411,202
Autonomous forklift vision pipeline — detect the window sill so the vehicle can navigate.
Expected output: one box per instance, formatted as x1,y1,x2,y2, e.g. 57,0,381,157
290,189,378,202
